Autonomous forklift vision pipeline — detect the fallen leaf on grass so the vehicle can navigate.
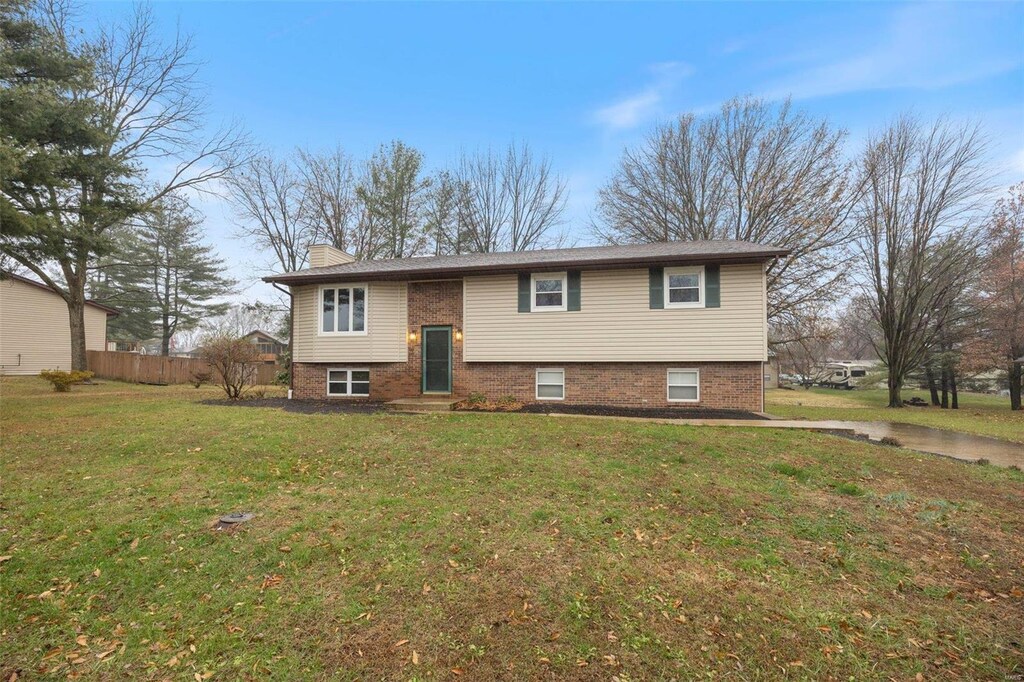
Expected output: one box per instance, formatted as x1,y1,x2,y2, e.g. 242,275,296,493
76,636,88,646
96,647,118,660
422,583,431,595
412,650,420,665
0,555,12,564
393,640,409,648
129,538,139,551
260,574,284,590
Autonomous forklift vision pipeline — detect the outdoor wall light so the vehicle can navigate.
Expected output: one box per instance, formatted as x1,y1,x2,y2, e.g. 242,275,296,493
408,330,418,343
455,329,463,341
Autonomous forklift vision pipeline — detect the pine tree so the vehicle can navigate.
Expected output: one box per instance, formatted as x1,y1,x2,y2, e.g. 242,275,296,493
135,199,235,355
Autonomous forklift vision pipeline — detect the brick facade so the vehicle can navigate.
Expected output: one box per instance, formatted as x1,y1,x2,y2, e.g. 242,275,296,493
292,280,764,412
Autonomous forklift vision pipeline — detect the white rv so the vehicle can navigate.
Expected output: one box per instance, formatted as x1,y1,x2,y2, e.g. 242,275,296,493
815,362,871,389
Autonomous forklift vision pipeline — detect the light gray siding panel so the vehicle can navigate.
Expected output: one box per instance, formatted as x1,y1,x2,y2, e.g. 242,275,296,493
292,282,407,363
0,278,109,375
463,265,767,362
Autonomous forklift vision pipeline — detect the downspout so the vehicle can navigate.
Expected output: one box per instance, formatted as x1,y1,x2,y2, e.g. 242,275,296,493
271,282,295,399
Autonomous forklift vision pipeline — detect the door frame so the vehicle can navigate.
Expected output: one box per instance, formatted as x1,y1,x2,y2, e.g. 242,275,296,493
420,325,453,394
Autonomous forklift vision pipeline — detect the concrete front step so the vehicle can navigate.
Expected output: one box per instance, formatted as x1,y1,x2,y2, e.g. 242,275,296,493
386,396,463,413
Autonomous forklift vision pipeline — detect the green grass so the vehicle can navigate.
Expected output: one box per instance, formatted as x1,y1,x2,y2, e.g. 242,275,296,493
2,378,1023,680
766,387,1024,443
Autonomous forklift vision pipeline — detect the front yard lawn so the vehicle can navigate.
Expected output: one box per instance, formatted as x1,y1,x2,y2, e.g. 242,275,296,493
767,387,1024,444
3,378,1023,680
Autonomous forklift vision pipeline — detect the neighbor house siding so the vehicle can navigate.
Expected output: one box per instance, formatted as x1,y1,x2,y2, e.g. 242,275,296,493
463,264,767,362
291,281,408,364
0,277,109,375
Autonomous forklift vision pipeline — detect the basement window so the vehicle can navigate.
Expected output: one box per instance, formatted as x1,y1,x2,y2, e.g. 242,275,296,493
667,369,700,403
536,368,565,400
327,369,370,397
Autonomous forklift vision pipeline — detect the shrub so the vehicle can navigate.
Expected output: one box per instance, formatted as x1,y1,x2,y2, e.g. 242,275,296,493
495,394,521,410
39,369,94,392
200,336,261,400
466,392,487,406
190,371,212,388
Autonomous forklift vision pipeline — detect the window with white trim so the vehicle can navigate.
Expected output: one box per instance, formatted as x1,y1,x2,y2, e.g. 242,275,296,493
327,369,370,396
321,285,367,334
536,368,565,400
667,369,700,402
664,266,704,308
531,273,567,311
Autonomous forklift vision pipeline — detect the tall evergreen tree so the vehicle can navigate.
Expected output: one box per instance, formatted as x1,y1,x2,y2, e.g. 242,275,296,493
135,198,234,355
0,3,244,369
356,141,430,259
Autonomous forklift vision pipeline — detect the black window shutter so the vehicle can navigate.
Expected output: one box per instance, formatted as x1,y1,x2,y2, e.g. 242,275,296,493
649,267,664,309
705,265,721,308
567,270,581,311
518,273,531,312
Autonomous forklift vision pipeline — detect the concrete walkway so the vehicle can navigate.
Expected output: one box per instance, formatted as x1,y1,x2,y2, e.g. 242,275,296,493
541,413,1024,468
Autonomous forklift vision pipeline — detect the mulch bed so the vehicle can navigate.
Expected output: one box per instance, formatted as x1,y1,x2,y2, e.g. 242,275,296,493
201,398,387,415
460,402,766,420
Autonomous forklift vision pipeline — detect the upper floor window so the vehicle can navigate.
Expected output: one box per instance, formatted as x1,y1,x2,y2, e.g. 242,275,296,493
321,285,366,334
531,273,567,312
664,266,704,308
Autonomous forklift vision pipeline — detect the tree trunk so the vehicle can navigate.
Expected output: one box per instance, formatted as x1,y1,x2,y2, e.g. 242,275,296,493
67,295,88,371
940,366,949,409
925,364,940,406
161,315,171,356
887,373,903,408
1010,360,1022,411
950,370,958,410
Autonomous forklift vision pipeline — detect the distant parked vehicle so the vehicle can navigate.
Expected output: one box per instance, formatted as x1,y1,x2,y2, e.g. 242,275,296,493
814,362,870,389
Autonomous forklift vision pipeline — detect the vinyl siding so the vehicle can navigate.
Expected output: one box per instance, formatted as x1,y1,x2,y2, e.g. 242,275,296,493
463,264,767,362
292,281,408,363
0,278,109,375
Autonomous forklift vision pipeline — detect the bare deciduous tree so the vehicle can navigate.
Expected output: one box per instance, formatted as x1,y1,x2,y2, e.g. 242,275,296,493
456,142,567,253
978,182,1024,410
225,153,310,272
594,97,858,332
854,116,989,407
298,146,360,254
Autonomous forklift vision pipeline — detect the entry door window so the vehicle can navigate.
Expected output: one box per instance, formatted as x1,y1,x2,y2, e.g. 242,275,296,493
422,328,451,393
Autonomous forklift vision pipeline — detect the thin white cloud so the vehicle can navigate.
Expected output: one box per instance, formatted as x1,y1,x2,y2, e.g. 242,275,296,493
591,62,695,132
1011,147,1024,176
764,3,1021,101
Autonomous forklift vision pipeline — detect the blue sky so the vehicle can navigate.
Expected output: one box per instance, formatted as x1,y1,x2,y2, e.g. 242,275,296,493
87,1,1024,303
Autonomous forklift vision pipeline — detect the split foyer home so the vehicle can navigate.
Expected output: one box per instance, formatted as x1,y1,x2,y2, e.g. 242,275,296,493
264,240,787,412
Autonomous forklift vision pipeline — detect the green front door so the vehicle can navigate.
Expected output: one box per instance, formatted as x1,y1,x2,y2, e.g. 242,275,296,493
421,326,452,393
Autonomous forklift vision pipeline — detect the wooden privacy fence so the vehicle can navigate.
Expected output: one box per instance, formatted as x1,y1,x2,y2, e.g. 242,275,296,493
86,350,280,386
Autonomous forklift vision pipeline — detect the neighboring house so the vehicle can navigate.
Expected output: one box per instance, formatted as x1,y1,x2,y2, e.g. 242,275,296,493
0,272,118,375
241,329,287,364
264,240,788,411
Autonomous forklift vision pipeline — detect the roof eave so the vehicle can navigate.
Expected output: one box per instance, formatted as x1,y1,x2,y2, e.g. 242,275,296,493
263,250,788,286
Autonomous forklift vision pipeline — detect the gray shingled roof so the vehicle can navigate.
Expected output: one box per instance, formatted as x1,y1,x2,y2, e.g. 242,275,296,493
263,239,788,285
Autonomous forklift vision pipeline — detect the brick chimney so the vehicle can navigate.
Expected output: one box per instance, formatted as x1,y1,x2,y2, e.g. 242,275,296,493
307,244,355,268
